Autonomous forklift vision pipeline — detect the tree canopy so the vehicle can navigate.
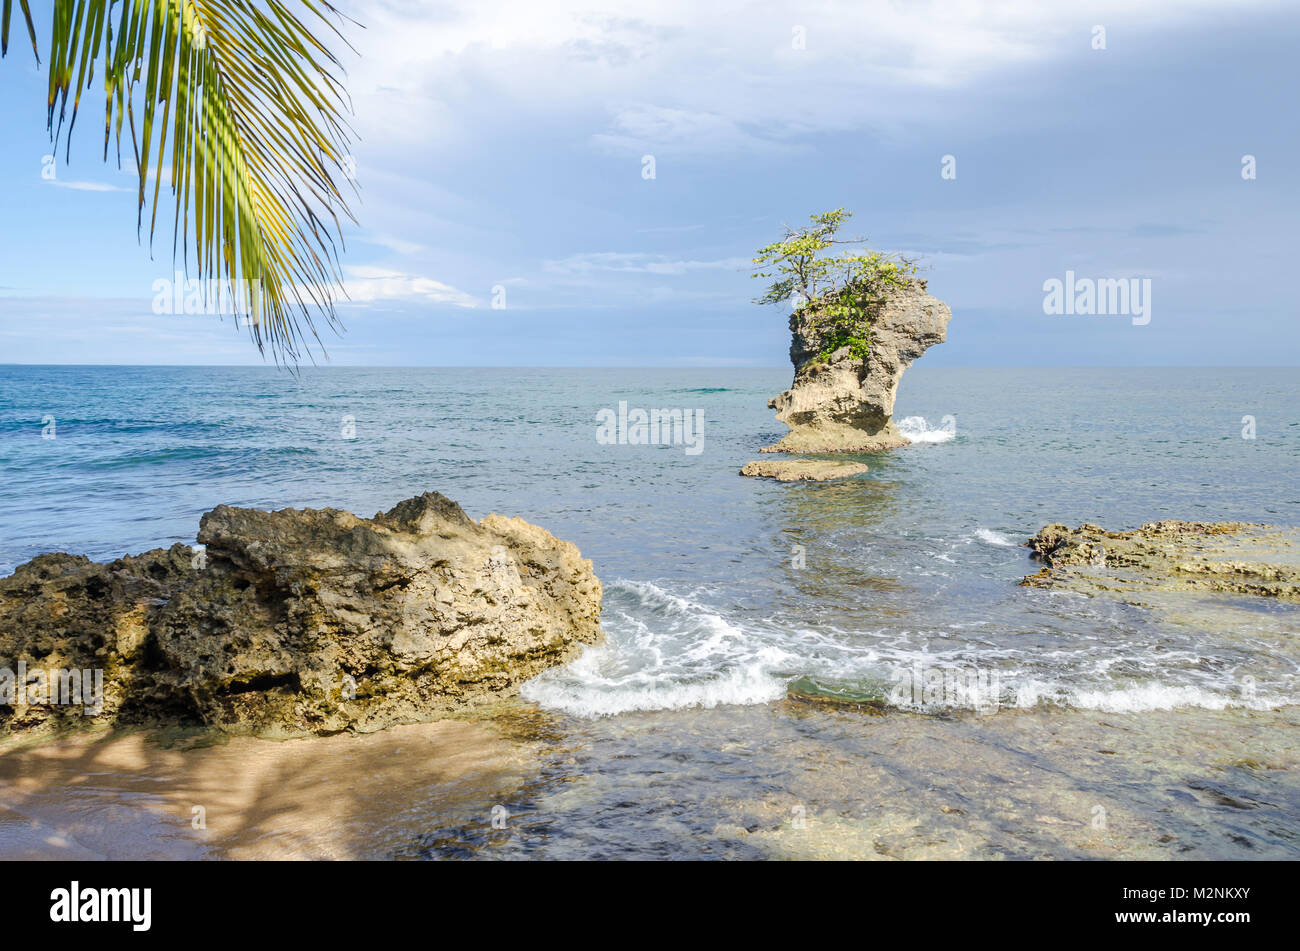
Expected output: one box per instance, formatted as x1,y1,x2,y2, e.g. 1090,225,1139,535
752,208,917,362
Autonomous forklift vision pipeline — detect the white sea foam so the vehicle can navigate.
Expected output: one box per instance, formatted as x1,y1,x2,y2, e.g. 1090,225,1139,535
522,651,789,717
522,579,1300,719
520,580,795,717
1012,680,1284,713
897,415,954,444
975,528,1016,547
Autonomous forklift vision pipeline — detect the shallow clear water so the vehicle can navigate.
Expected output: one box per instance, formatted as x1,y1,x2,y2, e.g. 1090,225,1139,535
3,365,1296,718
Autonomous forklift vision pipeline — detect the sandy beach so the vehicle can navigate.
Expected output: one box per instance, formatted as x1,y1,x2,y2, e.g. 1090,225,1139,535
0,717,536,860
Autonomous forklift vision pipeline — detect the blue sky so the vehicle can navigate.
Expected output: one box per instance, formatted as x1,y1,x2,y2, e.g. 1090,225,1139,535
1,0,1297,366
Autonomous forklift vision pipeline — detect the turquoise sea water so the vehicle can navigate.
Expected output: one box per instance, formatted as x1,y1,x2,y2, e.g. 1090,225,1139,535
2,365,1298,858
3,365,1296,713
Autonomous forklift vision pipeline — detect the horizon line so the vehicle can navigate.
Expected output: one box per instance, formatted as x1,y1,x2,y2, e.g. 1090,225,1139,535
3,363,1300,370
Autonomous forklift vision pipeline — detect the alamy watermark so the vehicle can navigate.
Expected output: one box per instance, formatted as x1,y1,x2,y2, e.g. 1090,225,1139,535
1,662,104,715
889,660,1001,714
152,271,260,318
50,882,150,931
595,401,704,455
1042,270,1151,325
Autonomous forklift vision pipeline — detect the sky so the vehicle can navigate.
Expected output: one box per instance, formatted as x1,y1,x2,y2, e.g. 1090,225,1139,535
1,0,1297,366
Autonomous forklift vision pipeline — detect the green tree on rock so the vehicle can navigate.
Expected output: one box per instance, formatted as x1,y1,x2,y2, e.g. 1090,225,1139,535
752,208,917,363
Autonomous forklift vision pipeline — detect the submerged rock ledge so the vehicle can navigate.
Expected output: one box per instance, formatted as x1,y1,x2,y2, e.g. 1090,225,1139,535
739,458,870,482
0,493,603,739
1021,520,1300,601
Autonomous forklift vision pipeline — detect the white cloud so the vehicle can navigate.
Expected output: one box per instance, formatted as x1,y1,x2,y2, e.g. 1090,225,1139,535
591,104,805,157
358,233,430,256
543,252,748,275
342,0,1278,156
43,179,128,192
337,266,479,307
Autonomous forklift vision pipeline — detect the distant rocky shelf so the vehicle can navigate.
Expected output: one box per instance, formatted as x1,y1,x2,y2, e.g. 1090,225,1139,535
1021,520,1300,602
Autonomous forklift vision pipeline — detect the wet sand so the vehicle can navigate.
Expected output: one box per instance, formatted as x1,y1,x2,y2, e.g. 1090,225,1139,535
0,718,537,860
2,700,1296,860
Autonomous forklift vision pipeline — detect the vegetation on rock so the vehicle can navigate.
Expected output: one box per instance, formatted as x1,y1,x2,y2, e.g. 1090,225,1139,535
751,208,917,363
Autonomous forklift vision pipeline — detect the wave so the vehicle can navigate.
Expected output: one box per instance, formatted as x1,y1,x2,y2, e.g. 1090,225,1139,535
522,651,787,717
789,675,1291,716
897,415,954,444
1019,681,1287,714
521,579,794,717
0,418,235,437
974,528,1017,546
522,579,1300,719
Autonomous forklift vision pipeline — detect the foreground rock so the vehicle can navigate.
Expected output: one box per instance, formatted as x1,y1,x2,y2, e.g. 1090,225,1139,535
0,493,603,739
1021,521,1300,601
763,278,952,453
740,458,869,482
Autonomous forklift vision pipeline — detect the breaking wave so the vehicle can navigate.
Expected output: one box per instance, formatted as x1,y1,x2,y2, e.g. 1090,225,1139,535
897,415,955,444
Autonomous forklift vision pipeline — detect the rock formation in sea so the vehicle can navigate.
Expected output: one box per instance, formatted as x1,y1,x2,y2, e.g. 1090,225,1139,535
761,278,952,453
0,493,603,739
1021,520,1300,600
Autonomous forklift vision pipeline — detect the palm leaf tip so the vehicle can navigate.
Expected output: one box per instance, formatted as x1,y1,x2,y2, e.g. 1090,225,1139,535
1,0,40,60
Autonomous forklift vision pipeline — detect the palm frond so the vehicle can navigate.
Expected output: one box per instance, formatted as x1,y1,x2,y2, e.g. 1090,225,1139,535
3,0,358,362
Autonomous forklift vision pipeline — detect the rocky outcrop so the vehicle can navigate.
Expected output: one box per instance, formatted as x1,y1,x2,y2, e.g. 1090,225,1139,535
763,279,951,453
739,458,869,482
0,493,603,739
0,546,195,735
1021,520,1300,601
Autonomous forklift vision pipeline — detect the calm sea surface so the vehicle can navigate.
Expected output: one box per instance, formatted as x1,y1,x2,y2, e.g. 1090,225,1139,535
1,365,1297,858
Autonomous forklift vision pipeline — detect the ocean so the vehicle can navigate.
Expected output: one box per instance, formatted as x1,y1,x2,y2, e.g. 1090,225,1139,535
1,364,1298,859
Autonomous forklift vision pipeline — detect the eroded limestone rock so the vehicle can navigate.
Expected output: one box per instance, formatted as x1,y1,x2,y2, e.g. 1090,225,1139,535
0,493,603,739
763,278,952,453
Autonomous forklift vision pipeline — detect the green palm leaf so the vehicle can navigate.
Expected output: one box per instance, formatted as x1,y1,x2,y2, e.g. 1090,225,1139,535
4,0,358,362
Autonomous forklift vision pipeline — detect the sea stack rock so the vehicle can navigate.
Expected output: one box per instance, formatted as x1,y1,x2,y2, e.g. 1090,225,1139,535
762,278,952,453
0,493,603,739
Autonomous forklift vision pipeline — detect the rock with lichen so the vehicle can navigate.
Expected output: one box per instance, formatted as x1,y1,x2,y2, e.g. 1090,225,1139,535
0,493,603,739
